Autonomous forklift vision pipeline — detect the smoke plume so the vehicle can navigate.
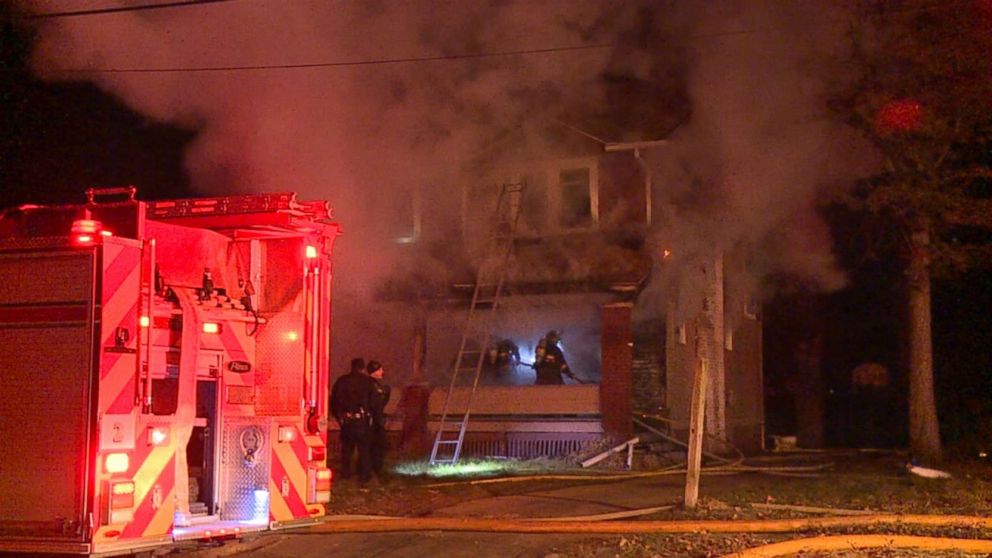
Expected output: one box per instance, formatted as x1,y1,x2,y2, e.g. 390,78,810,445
23,0,876,378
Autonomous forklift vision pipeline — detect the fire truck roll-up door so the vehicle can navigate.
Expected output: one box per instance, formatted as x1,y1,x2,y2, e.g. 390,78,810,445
0,249,97,543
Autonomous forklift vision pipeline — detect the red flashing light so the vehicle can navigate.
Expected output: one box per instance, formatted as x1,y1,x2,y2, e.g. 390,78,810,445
74,235,94,244
100,229,114,237
875,98,923,133
309,445,326,462
71,219,100,234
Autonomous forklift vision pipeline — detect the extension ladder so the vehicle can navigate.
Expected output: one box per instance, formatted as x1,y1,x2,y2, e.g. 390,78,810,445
429,181,525,465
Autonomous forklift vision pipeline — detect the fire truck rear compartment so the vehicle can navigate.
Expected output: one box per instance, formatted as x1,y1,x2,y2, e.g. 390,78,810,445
0,250,96,542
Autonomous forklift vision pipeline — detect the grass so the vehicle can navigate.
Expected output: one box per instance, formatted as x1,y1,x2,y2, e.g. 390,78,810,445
391,457,579,479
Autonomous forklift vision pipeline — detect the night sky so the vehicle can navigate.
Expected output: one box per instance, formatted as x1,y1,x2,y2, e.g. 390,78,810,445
2,1,990,456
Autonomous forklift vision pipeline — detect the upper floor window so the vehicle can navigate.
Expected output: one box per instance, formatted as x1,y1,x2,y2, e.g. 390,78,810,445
550,159,598,231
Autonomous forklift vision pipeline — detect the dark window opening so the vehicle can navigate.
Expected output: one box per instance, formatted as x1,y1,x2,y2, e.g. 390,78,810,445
559,168,592,228
151,378,179,415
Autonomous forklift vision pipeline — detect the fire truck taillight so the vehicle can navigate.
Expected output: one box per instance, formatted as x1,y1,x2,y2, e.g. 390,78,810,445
277,425,296,443
148,426,170,446
104,452,130,474
202,322,221,334
308,445,326,463
308,467,332,503
108,480,136,524
305,245,318,259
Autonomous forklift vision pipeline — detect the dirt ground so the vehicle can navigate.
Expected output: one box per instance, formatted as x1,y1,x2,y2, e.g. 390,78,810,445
181,450,992,558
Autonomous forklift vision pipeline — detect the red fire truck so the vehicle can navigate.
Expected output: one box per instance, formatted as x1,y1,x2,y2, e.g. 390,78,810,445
0,187,339,555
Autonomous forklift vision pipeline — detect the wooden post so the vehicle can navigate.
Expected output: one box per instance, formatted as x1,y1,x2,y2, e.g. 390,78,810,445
684,357,708,509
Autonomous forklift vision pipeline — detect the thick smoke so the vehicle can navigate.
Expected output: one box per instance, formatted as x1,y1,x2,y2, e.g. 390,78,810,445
23,0,876,378
638,1,877,325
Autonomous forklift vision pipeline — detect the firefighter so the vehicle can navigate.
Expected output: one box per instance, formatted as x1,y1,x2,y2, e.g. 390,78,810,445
482,338,522,384
533,330,578,385
330,357,375,485
366,360,391,482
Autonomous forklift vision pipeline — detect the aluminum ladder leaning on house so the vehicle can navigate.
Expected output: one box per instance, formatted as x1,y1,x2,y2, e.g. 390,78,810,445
429,181,525,466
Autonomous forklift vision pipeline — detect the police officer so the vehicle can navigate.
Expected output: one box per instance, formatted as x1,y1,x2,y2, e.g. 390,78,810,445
330,357,375,485
366,360,391,482
533,330,578,385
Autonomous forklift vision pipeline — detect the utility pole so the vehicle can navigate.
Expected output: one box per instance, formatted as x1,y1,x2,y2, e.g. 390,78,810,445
684,356,708,508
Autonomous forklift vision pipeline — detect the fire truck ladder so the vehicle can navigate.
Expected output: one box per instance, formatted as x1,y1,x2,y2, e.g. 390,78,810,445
429,181,525,466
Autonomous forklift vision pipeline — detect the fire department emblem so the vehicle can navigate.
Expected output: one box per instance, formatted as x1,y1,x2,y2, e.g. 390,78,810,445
239,425,264,467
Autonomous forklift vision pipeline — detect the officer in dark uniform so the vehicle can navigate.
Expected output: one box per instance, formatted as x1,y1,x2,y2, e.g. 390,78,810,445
330,357,375,484
533,330,578,385
366,360,391,481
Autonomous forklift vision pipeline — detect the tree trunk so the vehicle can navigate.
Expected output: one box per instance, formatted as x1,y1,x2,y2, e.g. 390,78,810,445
907,228,942,465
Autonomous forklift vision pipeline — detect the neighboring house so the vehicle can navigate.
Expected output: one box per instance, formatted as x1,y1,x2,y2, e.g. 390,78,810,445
372,121,764,456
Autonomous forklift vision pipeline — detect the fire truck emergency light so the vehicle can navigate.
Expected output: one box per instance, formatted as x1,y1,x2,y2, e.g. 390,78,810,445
139,315,150,328
71,218,103,245
277,425,295,443
305,245,318,259
104,452,130,474
202,322,221,334
148,426,170,446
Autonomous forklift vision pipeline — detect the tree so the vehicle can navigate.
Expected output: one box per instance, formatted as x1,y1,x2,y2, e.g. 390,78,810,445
836,1,992,465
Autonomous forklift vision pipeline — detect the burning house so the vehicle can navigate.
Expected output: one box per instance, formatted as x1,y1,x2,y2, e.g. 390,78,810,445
369,117,765,459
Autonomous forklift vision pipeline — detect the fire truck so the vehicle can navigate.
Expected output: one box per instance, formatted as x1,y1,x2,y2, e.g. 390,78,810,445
0,187,339,555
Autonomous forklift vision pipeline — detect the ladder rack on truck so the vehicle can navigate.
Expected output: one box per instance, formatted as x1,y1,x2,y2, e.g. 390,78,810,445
0,187,340,556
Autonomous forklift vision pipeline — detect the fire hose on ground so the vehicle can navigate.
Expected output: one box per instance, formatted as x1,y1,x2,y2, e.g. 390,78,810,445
306,416,985,554
309,513,992,535
303,513,992,556
720,534,992,557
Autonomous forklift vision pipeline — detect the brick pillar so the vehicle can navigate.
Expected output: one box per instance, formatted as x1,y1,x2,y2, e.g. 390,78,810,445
398,384,431,456
600,302,633,439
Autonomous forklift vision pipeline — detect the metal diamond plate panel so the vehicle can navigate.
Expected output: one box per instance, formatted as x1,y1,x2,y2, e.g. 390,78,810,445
254,310,304,416
219,417,272,521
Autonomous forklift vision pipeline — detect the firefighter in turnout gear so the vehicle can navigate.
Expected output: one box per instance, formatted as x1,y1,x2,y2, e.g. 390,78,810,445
330,357,376,484
533,330,578,385
366,360,391,481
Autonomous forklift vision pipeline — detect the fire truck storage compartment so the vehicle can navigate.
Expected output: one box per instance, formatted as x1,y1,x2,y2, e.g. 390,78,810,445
0,249,96,540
